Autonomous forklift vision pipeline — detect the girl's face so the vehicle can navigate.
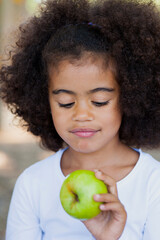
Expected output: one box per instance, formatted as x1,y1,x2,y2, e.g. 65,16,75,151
48,57,122,154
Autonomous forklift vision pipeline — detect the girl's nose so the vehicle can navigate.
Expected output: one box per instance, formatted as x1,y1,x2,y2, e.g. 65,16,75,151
72,103,94,122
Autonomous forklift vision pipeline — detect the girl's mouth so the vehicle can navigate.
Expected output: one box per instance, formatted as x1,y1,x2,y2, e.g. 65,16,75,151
70,129,100,138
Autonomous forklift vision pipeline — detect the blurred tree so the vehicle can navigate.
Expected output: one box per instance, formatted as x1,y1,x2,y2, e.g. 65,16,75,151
0,0,27,132
0,0,41,133
12,0,25,4
0,0,2,129
25,0,40,14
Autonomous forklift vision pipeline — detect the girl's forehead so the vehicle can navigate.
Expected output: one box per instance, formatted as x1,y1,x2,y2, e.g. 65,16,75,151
48,58,119,92
48,54,116,79
49,53,108,72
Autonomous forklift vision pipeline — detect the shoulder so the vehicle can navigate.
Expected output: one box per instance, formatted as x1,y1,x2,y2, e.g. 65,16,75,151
15,148,65,187
10,149,66,213
138,149,160,182
139,149,160,172
26,148,65,172
139,150,160,200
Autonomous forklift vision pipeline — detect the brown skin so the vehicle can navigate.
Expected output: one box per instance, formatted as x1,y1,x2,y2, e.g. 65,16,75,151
48,56,138,239
48,57,122,156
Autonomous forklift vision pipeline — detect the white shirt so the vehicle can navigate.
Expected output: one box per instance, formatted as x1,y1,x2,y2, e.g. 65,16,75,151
6,148,160,240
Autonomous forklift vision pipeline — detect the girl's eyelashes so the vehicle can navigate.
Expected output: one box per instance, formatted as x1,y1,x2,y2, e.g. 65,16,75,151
58,102,74,108
58,101,109,108
92,101,109,107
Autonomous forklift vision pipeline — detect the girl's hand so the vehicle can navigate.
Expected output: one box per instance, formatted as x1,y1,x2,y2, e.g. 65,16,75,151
82,170,127,240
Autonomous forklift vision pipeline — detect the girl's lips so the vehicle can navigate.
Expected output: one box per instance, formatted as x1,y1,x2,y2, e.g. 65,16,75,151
70,129,99,138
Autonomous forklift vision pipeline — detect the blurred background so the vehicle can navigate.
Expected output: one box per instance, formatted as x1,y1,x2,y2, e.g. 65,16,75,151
0,1,53,239
0,0,160,239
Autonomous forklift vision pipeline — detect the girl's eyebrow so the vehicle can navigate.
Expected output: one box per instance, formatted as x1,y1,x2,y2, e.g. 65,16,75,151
52,87,115,95
89,87,115,94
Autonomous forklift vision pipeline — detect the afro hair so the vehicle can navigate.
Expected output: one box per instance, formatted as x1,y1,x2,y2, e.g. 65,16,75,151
0,0,160,151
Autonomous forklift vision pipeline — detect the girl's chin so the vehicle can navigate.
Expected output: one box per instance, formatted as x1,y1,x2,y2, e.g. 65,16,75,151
70,143,99,154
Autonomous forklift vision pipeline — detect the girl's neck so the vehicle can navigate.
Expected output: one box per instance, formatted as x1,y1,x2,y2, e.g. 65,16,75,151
61,142,139,182
61,141,138,172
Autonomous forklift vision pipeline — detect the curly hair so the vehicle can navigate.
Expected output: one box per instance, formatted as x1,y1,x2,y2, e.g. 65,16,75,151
0,0,160,151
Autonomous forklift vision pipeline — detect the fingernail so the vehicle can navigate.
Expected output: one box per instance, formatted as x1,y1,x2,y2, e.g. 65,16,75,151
94,169,101,174
94,194,100,199
100,204,105,210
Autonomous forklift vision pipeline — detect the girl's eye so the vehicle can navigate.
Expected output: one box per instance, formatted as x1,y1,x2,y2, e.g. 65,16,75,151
92,101,109,107
58,101,109,108
58,102,74,108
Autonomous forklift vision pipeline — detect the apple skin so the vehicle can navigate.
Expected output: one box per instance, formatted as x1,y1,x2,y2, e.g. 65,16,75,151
60,169,108,220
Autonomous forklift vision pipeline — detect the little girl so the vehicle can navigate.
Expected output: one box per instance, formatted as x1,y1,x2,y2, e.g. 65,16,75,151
1,0,160,239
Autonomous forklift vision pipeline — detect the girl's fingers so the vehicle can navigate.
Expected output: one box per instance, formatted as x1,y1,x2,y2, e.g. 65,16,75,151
93,193,118,203
99,202,125,213
100,202,127,223
94,169,118,196
93,193,126,219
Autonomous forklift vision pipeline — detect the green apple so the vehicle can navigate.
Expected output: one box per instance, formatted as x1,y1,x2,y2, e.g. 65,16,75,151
60,169,108,220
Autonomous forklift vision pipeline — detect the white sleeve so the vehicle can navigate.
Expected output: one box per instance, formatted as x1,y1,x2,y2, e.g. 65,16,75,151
6,171,43,240
142,199,160,240
118,223,138,240
142,171,160,240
